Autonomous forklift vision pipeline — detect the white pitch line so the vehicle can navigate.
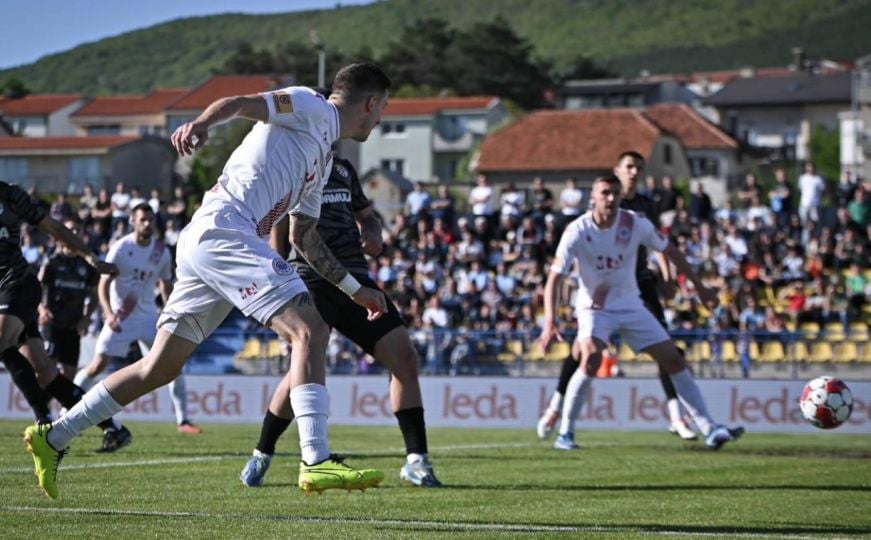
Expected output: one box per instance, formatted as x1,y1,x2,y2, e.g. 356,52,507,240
0,442,536,474
0,506,850,539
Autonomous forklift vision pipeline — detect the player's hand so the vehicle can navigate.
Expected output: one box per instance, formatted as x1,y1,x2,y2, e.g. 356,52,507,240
351,287,387,321
539,320,564,350
697,284,719,309
105,313,122,332
171,120,210,156
360,230,383,257
38,306,53,326
76,317,90,336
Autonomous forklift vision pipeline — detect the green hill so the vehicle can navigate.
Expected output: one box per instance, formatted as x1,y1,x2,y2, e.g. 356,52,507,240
3,0,870,95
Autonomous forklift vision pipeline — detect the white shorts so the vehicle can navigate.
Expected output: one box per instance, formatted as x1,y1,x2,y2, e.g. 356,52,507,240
95,312,157,358
577,305,670,353
157,209,308,344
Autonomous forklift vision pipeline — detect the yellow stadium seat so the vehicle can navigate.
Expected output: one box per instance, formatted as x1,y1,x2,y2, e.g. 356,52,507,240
835,341,858,363
527,342,546,362
266,339,283,358
824,323,846,341
848,323,869,342
720,340,738,363
800,322,820,339
497,340,524,362
809,341,834,363
235,338,262,361
792,341,809,362
760,341,786,363
545,341,572,362
618,342,635,361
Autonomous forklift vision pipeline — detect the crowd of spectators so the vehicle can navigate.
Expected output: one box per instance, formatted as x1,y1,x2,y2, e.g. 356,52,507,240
15,161,871,376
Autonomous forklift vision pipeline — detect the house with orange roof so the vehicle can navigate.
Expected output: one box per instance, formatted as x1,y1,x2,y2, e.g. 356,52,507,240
0,94,85,137
0,136,176,195
475,108,691,186
352,96,506,183
70,88,189,137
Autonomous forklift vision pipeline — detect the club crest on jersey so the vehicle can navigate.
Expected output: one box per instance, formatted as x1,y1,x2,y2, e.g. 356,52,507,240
615,211,635,246
272,92,294,114
272,257,295,276
335,163,348,178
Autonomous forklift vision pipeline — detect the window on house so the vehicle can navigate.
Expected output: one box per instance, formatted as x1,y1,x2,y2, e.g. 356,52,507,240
381,122,406,137
664,144,672,165
0,158,28,182
68,157,100,194
87,125,121,135
381,159,405,175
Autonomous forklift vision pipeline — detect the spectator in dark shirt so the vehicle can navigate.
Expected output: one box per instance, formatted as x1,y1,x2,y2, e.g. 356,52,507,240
688,181,713,223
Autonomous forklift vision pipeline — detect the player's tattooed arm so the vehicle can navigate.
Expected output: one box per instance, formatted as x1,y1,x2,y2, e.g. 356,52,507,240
289,213,349,285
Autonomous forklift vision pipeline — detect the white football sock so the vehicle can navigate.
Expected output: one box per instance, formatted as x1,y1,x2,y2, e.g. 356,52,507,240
73,369,95,391
547,391,564,414
669,369,714,436
49,382,122,450
290,383,331,465
667,398,682,425
558,370,593,435
168,374,188,425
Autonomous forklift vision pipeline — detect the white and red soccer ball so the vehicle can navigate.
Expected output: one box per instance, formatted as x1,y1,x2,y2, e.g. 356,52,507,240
799,376,853,429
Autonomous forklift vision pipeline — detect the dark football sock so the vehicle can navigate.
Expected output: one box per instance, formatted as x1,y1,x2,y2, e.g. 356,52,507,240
1,347,52,423
395,406,428,455
556,354,579,395
256,410,293,455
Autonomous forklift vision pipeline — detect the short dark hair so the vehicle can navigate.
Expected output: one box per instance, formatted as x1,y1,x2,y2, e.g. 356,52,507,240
131,202,154,216
594,174,621,187
332,62,391,103
616,150,645,165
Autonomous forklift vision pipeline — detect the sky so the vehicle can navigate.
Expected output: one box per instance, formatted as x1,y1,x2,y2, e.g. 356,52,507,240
0,0,375,70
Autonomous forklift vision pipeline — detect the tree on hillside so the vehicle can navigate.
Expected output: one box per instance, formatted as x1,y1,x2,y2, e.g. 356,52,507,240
379,18,456,90
556,56,617,82
809,124,840,183
220,43,275,75
1,77,32,98
448,17,553,109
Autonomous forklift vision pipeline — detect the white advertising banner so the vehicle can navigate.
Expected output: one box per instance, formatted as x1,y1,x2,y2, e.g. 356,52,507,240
1,374,868,433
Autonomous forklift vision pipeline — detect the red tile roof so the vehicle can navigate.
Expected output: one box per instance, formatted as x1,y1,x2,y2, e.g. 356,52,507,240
72,88,189,116
0,94,82,116
644,104,737,149
0,136,138,150
384,96,497,117
477,109,661,172
168,75,279,111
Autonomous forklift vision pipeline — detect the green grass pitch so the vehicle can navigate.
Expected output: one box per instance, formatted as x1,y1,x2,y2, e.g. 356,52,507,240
1,420,869,538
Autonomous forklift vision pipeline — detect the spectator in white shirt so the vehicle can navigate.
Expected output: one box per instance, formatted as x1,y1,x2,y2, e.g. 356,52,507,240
559,177,584,218
405,181,431,226
798,162,826,225
110,181,131,231
469,174,495,220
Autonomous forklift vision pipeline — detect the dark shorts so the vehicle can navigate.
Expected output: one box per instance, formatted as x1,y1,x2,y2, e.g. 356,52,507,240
0,273,43,345
307,274,404,356
43,324,81,366
638,276,667,329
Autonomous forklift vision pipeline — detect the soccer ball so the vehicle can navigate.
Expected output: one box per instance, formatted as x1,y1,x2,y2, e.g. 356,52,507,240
799,376,853,429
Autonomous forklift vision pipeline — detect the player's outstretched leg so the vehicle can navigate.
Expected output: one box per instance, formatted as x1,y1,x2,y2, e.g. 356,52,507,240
241,369,295,488
646,340,744,450
660,365,697,440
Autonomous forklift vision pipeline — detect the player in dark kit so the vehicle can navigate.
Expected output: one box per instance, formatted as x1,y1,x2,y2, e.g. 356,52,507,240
0,182,131,451
537,151,699,443
240,155,441,488
39,219,99,381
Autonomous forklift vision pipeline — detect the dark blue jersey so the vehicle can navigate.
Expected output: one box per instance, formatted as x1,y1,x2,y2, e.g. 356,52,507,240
289,158,371,282
0,182,46,287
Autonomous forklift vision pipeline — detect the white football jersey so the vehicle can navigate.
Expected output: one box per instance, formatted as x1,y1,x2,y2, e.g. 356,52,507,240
106,234,173,319
551,209,668,310
199,86,339,236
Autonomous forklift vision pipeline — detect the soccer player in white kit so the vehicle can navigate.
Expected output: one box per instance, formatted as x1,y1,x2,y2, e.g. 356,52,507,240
540,175,744,451
74,203,201,435
24,63,392,498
